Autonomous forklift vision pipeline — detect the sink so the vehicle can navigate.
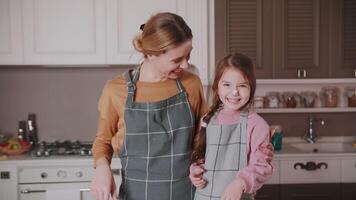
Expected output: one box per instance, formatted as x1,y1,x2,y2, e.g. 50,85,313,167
283,142,350,153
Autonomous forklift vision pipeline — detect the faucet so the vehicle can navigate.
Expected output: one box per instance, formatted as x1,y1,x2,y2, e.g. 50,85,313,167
303,116,325,143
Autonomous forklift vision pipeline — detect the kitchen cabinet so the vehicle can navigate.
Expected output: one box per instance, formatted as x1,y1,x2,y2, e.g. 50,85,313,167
22,0,106,65
216,0,356,79
342,183,356,200
0,0,23,64
255,184,280,200
215,0,274,78
273,0,329,78
329,0,356,78
0,164,18,200
0,0,209,83
280,183,341,200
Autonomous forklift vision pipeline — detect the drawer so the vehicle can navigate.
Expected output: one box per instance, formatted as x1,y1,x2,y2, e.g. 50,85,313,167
266,161,279,184
341,159,356,183
280,159,341,184
18,166,94,183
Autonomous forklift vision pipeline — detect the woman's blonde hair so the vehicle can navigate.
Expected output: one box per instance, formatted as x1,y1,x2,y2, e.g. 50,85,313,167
192,52,256,162
133,12,193,57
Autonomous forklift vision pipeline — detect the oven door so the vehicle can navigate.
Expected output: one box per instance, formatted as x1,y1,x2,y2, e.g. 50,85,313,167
19,182,94,200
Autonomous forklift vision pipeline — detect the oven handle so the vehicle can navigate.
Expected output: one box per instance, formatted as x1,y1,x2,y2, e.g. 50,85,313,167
20,188,90,194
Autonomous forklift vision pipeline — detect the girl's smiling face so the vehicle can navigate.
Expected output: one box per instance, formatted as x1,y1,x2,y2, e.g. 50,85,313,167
218,67,251,111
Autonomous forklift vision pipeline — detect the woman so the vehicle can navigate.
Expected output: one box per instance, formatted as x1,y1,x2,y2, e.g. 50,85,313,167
90,12,208,200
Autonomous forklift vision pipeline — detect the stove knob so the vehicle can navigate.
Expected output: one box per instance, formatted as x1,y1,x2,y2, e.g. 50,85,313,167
75,171,83,178
57,170,67,178
41,172,48,179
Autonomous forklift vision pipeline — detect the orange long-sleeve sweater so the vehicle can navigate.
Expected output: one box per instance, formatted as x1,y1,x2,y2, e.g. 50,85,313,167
92,70,208,166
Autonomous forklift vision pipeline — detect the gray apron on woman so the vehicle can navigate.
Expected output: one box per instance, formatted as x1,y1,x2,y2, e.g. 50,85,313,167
119,68,195,200
194,111,254,200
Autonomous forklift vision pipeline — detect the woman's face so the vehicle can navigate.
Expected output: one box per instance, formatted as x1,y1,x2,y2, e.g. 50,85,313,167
149,40,192,80
218,67,251,111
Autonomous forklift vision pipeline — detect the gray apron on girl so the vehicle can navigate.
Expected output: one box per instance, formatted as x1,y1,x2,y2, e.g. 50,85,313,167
194,111,254,200
119,68,195,200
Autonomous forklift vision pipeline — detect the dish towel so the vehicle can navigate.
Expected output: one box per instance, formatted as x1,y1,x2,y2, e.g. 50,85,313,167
46,188,80,200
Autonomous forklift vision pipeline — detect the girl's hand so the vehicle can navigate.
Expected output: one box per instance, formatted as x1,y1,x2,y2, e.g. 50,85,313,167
90,164,117,200
189,160,207,189
258,143,274,163
221,179,244,200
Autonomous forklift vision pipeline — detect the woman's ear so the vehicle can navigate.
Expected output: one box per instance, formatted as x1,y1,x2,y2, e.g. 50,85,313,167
146,54,158,61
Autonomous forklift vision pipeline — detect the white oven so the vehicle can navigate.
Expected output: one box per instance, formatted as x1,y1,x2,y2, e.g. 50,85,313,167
18,161,121,200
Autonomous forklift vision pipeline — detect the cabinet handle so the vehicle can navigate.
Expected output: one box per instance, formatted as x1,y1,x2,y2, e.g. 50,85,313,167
294,161,328,171
20,188,90,194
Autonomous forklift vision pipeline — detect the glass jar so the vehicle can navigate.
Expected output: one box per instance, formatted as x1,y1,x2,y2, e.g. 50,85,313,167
253,96,265,109
282,91,300,108
300,91,317,108
320,87,339,107
265,92,280,108
345,87,356,107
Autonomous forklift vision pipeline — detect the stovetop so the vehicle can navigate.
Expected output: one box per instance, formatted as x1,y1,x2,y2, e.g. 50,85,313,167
31,140,93,157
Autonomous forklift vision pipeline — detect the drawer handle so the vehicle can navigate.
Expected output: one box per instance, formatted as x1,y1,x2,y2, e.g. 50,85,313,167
294,161,328,171
20,188,90,194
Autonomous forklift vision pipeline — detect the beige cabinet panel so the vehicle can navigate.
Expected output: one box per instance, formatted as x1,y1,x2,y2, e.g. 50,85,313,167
22,0,106,64
0,0,23,64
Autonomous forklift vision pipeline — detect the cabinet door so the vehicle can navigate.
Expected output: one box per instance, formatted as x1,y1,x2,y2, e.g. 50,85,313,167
329,0,356,78
22,0,106,64
0,0,23,64
106,0,209,84
281,183,341,200
0,165,18,200
255,184,280,200
342,183,356,200
274,0,329,78
106,0,180,65
216,0,273,78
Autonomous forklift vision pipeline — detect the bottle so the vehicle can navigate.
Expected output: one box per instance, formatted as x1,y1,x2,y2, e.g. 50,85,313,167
272,125,283,151
27,113,39,146
18,120,28,142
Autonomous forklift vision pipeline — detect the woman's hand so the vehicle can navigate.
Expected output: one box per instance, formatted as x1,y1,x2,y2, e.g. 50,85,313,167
221,179,244,200
189,160,207,189
90,162,117,200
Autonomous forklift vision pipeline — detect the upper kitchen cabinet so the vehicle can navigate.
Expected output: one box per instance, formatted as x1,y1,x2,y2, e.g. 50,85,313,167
215,0,274,78
216,0,356,79
106,0,209,84
0,0,23,64
22,0,106,64
0,0,209,83
329,0,356,78
273,0,329,78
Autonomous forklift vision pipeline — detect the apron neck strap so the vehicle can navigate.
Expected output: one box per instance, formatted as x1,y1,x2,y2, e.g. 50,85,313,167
123,66,185,105
123,66,140,106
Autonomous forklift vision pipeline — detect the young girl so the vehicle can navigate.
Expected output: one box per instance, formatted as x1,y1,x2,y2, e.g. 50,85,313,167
189,53,273,200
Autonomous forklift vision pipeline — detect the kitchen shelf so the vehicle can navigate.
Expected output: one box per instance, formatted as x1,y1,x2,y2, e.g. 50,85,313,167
255,107,356,113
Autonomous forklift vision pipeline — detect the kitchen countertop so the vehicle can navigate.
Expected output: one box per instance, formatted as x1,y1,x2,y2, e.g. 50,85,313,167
1,136,356,163
273,136,356,160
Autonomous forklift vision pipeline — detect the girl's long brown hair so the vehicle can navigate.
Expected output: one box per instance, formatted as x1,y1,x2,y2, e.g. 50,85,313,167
191,52,256,163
